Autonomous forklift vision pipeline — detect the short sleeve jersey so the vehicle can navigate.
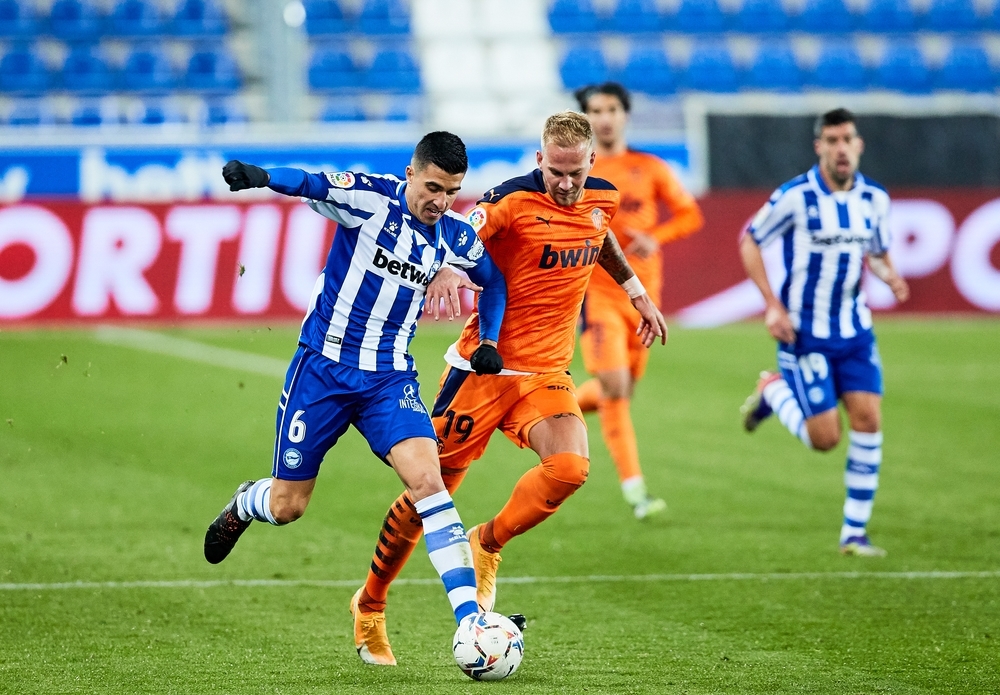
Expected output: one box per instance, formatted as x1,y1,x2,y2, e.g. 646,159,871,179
456,169,620,373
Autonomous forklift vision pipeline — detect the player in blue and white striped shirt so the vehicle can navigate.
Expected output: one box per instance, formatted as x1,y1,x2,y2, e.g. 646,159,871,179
203,132,507,665
738,109,910,557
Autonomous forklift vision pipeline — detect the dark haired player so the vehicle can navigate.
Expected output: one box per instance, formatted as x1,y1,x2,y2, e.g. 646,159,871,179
739,109,909,557
202,132,508,664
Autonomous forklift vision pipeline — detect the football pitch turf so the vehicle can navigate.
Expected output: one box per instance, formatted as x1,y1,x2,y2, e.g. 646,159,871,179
1,318,998,694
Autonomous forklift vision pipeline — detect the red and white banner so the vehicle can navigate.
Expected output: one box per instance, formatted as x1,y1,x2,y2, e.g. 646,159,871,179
1,191,999,324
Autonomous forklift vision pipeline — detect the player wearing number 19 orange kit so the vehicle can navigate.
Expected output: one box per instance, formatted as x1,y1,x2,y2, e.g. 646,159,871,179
348,112,669,665
575,83,704,520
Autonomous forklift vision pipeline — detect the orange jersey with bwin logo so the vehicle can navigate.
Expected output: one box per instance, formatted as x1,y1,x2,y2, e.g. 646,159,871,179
456,170,620,374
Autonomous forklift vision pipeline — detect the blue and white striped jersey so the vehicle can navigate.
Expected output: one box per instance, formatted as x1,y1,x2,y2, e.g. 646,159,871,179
748,165,891,345
266,167,506,372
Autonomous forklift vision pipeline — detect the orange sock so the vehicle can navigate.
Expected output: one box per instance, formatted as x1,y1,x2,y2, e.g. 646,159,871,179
488,453,589,549
597,397,642,483
360,493,423,613
575,378,602,413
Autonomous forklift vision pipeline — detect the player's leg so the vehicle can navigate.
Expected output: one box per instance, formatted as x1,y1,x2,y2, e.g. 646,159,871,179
836,339,886,557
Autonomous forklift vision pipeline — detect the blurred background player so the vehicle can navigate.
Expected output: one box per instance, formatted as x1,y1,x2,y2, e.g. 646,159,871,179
202,132,508,665
738,108,909,557
574,82,704,519
351,111,668,651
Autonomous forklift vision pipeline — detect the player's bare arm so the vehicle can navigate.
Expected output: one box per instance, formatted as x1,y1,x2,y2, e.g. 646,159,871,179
425,266,483,321
739,232,796,344
867,253,910,303
623,229,658,259
598,231,668,346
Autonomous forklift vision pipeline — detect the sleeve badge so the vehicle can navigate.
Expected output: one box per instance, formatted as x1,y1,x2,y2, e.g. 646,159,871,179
326,171,356,188
467,207,487,232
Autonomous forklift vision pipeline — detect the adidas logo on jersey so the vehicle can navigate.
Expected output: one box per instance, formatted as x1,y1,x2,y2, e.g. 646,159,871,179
538,243,601,270
372,246,431,285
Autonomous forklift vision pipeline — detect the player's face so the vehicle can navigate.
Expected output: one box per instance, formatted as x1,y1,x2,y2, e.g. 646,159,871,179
584,93,628,149
815,122,864,189
536,141,596,207
405,162,465,225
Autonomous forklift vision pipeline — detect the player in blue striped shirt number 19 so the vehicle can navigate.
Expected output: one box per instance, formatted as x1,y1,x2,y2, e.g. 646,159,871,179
203,132,508,665
738,109,910,558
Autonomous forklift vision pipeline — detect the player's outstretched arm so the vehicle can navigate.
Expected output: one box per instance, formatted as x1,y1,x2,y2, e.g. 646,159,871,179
598,230,667,346
867,253,910,303
222,161,334,200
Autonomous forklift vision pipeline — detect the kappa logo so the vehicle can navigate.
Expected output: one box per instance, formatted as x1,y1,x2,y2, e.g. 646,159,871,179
458,230,468,246
326,171,355,189
372,246,431,285
447,524,465,541
399,383,427,413
382,221,400,237
467,207,487,231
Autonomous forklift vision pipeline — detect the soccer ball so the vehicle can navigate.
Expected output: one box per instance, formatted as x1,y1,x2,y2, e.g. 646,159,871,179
452,611,524,681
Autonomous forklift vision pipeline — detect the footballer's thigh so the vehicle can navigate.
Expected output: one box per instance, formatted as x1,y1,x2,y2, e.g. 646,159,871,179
385,437,447,501
508,372,589,459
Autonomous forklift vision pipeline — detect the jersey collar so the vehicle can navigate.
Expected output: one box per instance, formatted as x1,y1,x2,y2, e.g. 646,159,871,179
810,164,860,196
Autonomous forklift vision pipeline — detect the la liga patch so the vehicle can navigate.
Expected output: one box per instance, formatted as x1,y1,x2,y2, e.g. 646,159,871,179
326,171,356,189
467,207,487,232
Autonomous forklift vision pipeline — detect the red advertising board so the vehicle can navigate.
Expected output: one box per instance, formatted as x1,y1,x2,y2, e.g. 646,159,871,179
1,191,999,325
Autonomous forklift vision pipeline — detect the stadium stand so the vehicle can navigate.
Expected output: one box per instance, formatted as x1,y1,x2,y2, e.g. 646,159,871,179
0,44,50,94
110,0,164,37
746,40,802,91
549,0,600,33
620,45,676,94
304,0,351,35
937,41,997,91
736,0,790,34
861,0,918,33
683,41,739,92
122,46,177,93
811,39,868,91
672,0,729,33
559,44,610,89
876,39,931,93
926,0,980,32
608,0,660,34
796,0,858,34
0,0,38,38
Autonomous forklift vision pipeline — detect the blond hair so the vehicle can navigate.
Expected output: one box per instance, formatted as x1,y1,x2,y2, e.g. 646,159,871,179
540,110,594,150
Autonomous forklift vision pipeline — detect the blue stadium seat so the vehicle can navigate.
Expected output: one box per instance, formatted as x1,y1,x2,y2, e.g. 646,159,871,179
110,0,163,36
50,0,105,42
861,0,917,33
549,0,600,33
365,48,420,92
206,99,248,125
383,97,418,121
320,98,366,121
670,0,728,33
0,0,38,39
810,40,867,90
130,100,186,125
304,0,351,35
559,45,609,88
926,0,980,32
0,45,50,93
185,48,240,92
991,2,1000,30
7,100,57,126
736,0,789,33
619,46,675,94
937,41,995,91
60,45,113,93
876,40,930,93
71,101,116,126
357,0,409,35
608,0,660,33
682,42,739,91
308,48,361,90
795,0,857,33
172,0,227,37
746,41,801,91
122,46,176,92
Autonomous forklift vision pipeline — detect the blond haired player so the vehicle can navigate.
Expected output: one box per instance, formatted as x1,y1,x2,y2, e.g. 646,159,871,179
575,82,704,518
348,111,668,665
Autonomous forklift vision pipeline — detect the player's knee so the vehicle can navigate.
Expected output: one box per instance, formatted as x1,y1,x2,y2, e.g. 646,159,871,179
811,430,841,452
850,412,881,433
270,498,307,524
541,452,590,489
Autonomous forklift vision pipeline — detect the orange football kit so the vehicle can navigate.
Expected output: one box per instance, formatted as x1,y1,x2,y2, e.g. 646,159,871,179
359,170,620,613
577,150,703,484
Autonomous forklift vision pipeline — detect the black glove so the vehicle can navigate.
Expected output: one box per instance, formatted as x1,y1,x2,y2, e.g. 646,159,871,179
469,344,503,375
222,160,270,191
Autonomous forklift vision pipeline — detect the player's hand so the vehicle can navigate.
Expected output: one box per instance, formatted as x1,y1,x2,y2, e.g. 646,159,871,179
469,341,503,375
425,266,482,321
765,301,796,344
630,293,668,347
222,160,270,191
888,275,910,303
624,231,658,260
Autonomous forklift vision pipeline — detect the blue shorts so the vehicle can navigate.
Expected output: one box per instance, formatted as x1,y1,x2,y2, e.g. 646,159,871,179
777,335,883,419
272,346,436,481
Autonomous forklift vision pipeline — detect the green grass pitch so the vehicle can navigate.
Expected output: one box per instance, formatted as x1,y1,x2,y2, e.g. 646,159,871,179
1,318,998,694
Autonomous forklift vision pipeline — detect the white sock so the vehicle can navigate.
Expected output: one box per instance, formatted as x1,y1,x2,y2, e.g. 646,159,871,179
415,490,478,623
840,430,882,543
621,476,647,506
762,377,813,448
236,479,281,525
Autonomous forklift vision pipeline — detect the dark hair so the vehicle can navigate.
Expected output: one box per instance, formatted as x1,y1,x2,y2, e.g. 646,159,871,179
574,82,631,113
814,108,857,138
412,131,468,175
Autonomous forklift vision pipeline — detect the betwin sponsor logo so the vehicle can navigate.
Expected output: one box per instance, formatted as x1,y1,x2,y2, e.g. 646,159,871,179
371,246,430,286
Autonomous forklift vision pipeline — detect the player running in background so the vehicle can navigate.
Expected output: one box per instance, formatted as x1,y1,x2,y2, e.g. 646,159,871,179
349,111,668,664
739,108,909,557
574,82,704,519
202,132,508,664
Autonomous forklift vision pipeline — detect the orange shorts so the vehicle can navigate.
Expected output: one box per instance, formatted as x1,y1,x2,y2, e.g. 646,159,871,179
430,367,582,471
580,293,650,379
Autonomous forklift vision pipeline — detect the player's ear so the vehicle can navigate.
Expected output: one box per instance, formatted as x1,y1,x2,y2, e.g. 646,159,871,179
856,136,865,156
405,164,415,184
536,150,543,167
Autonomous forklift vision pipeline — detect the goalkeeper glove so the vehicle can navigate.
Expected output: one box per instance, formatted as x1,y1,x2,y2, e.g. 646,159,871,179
222,160,270,191
469,344,503,375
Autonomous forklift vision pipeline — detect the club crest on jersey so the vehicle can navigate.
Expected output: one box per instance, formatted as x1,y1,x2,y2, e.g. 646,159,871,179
326,171,355,188
467,207,487,232
399,384,426,413
591,208,604,230
283,448,303,469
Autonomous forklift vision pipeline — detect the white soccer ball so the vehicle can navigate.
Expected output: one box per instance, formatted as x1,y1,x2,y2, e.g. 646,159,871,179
452,611,524,681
